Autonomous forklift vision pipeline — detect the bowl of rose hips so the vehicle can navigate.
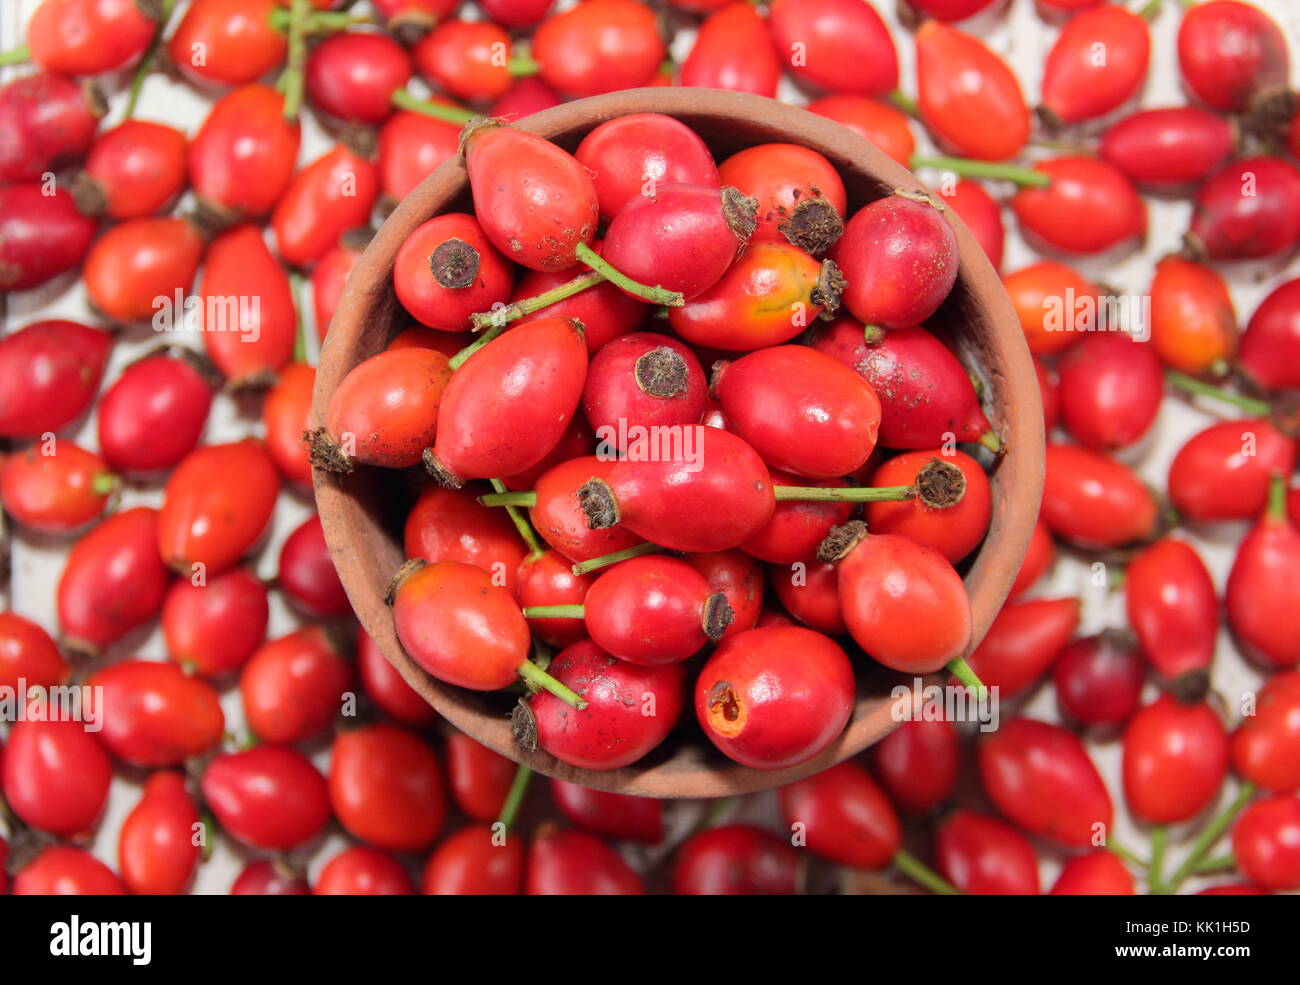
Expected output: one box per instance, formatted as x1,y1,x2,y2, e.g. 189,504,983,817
311,86,1043,798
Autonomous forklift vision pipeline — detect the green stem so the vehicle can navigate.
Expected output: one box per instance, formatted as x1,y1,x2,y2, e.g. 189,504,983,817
268,8,378,31
689,797,736,836
449,323,505,370
390,87,477,125
520,604,584,619
516,659,587,709
1267,473,1288,523
1163,782,1256,893
1165,370,1270,416
773,484,914,502
1107,841,1148,870
1137,0,1164,20
910,155,1051,188
277,0,311,121
572,542,664,576
978,430,1003,454
575,242,685,307
1193,852,1236,875
1148,826,1167,894
91,473,120,497
886,89,918,118
480,490,536,507
122,0,176,121
893,848,960,895
0,45,29,67
946,657,987,698
470,269,605,331
490,479,544,555
496,764,533,833
290,271,308,364
508,54,540,77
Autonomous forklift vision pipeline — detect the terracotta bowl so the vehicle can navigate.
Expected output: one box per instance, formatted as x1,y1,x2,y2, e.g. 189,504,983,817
313,88,1045,799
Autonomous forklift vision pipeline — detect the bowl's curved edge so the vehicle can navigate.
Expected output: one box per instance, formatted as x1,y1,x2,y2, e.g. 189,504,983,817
313,88,1045,798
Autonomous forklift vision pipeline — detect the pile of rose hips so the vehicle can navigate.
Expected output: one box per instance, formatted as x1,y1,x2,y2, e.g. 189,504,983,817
0,0,1299,896
315,109,997,775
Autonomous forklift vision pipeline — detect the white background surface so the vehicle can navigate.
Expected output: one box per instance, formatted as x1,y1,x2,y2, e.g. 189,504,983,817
1,0,1298,893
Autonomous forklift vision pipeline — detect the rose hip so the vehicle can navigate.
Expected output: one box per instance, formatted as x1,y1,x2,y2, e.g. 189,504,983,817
916,21,1029,162
1126,538,1218,694
0,183,97,291
1050,852,1135,896
1233,795,1300,891
118,772,200,896
669,241,841,350
526,827,644,895
0,71,102,182
0,612,68,690
390,560,531,692
576,555,733,665
531,0,666,97
162,567,269,678
967,597,1080,698
680,3,781,98
378,110,461,203
188,85,300,219
811,320,999,451
329,724,445,852
1239,278,1300,391
936,810,1040,895
1123,695,1229,825
242,627,353,744
0,442,114,533
1226,477,1300,669
871,717,959,816
98,350,214,474
1040,5,1150,124
158,439,279,575
90,659,225,767
14,847,124,896
59,506,169,655
695,625,854,770
1099,107,1234,188
550,779,664,844
713,346,880,479
24,0,156,75
1177,0,1289,112
426,317,587,486
768,0,897,98
1167,419,1295,523
0,320,111,438
1042,443,1158,549
1057,334,1163,451
578,427,775,553
315,847,413,896
530,456,644,563
277,515,350,618
1148,256,1237,376
1231,671,1300,793
313,347,452,472
306,32,411,125
832,196,958,331
1055,636,1149,727
1011,157,1145,255
357,626,437,727
576,113,720,220
261,362,315,487
1187,157,1300,261
169,0,287,87
201,746,331,851
405,485,528,595
273,142,379,269
865,450,990,563
464,121,599,272
78,120,188,219
395,213,514,332
526,639,684,770
582,333,707,447
779,760,901,869
672,824,799,895
423,826,524,895
600,183,757,302
3,713,112,838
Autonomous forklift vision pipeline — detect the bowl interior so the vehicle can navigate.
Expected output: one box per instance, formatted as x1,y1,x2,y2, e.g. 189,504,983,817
313,88,1044,799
